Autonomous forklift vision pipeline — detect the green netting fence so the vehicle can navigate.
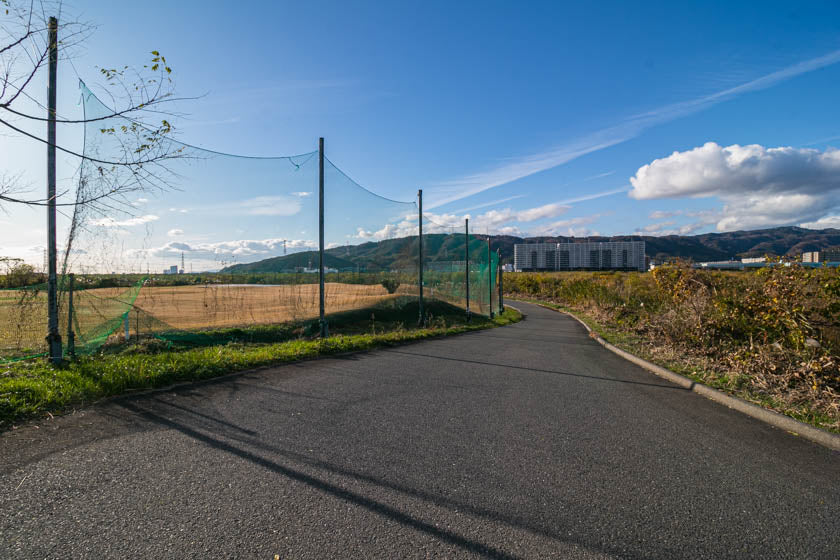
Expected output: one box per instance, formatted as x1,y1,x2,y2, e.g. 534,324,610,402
421,219,499,318
0,277,144,362
2,82,504,362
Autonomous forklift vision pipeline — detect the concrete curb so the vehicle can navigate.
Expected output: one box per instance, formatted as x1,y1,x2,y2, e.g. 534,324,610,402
527,301,840,452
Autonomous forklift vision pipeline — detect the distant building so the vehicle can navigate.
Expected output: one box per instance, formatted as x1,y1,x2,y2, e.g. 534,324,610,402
502,263,514,273
741,257,765,264
513,241,645,272
163,265,178,275
802,249,840,263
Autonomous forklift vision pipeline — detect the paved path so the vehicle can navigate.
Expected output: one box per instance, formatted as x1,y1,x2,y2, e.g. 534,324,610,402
1,302,838,559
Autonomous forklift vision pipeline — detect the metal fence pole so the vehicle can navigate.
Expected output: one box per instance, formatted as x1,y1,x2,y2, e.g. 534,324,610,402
46,16,62,364
465,218,470,322
488,236,494,319
418,189,424,325
318,137,328,338
66,273,75,357
497,249,504,315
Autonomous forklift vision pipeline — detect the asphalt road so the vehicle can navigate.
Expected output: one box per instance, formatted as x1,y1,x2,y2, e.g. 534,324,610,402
1,302,838,559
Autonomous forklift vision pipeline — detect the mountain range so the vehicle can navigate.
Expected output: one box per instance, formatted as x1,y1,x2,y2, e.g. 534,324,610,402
219,226,840,273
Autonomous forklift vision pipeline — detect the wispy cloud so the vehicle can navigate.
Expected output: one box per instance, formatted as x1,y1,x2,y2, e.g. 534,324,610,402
453,194,526,214
802,134,840,147
89,215,159,227
427,49,840,208
556,187,628,205
427,132,627,208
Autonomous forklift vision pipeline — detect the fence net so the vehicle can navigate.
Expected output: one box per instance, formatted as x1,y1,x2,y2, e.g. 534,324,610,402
1,82,502,361
421,216,498,317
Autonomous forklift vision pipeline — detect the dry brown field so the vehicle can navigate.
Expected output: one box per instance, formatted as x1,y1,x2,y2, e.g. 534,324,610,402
0,282,400,359
133,282,393,330
0,282,395,359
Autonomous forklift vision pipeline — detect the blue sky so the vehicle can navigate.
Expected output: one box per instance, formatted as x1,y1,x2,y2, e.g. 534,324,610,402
3,0,840,270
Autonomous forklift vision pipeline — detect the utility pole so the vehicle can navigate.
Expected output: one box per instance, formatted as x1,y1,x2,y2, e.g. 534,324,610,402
488,235,494,319
46,16,62,364
418,189,423,325
318,137,327,338
465,218,470,322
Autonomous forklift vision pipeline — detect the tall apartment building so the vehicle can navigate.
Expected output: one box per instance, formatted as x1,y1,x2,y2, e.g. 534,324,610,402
803,249,840,263
514,241,646,272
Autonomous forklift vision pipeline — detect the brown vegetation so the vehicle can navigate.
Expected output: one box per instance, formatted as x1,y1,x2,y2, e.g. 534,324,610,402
505,266,840,431
0,282,396,359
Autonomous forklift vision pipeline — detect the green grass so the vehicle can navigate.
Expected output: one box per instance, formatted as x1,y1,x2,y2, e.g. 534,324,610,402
0,299,521,429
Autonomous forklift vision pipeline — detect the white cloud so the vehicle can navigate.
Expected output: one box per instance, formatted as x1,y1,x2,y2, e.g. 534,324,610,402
238,195,303,216
428,133,627,208
130,197,149,207
514,202,570,222
426,48,840,208
89,214,159,227
557,187,629,205
291,191,312,197
453,195,526,214
530,215,603,237
800,215,840,229
642,221,676,232
629,142,840,231
137,237,317,262
634,222,707,236
167,229,184,237
353,200,576,240
649,210,682,219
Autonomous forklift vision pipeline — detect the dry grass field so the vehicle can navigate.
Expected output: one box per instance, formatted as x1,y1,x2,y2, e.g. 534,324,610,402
1,285,139,359
133,282,393,330
1,282,395,359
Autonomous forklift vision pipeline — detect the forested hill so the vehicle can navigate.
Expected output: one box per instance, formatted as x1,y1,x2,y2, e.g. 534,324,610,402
326,226,840,265
505,226,840,262
219,251,355,273
221,226,840,272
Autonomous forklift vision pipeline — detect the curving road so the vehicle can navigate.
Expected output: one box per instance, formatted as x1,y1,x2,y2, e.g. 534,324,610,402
1,301,838,559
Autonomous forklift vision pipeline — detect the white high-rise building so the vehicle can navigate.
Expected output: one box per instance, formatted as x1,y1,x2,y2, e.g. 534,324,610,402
514,241,646,272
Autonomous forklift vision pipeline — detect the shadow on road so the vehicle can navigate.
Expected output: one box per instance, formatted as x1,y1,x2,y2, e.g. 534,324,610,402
385,350,685,390
118,400,523,559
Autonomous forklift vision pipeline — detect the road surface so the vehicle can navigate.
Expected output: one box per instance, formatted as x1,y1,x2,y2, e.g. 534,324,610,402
1,302,837,558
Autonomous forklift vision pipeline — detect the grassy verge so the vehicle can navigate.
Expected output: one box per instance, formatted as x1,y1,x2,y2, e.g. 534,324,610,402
0,299,520,430
513,297,838,433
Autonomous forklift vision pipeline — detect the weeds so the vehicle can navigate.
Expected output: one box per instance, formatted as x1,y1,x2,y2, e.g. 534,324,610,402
506,265,840,432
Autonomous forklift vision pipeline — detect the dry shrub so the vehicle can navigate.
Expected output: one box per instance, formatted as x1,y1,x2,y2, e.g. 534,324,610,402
505,266,840,430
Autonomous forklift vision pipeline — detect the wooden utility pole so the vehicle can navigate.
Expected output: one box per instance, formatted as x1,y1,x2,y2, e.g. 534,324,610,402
46,16,62,364
319,137,327,338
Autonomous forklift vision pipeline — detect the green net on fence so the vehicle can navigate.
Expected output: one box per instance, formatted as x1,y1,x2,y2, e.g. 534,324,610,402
3,79,510,359
421,216,499,317
0,277,143,362
3,82,420,355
